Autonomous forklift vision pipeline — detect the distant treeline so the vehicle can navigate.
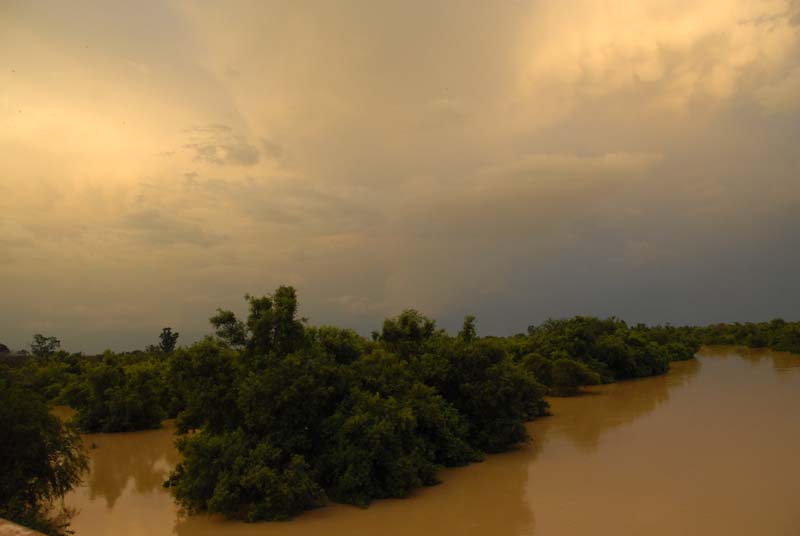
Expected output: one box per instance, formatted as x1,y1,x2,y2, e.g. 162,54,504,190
2,289,798,529
700,319,800,353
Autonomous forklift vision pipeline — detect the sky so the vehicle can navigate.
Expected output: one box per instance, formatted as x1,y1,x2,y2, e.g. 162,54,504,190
1,0,799,353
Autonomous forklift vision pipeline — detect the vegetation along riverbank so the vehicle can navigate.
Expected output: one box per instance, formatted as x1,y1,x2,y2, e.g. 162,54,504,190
2,285,798,534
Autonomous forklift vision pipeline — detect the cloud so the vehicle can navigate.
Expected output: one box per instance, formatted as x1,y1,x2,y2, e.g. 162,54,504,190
399,152,664,242
419,97,469,128
518,0,800,112
2,1,799,352
623,240,676,267
124,208,224,247
194,176,382,236
260,139,284,160
184,124,261,166
756,67,800,112
125,59,150,75
0,221,36,249
328,294,387,315
478,152,662,184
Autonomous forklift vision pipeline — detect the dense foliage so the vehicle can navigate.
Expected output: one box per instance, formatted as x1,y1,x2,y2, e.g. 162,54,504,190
698,319,800,353
0,372,87,536
504,317,701,396
163,290,509,520
61,357,167,432
163,290,701,521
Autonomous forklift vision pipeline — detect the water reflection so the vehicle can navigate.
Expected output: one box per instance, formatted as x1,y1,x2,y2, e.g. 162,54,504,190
171,441,537,536
698,345,800,374
535,358,701,452
82,424,179,509
525,349,800,535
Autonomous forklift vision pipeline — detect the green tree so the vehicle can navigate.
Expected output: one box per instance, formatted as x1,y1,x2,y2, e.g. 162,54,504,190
168,339,240,434
208,287,306,358
520,353,553,386
166,429,323,521
61,358,165,432
31,334,61,358
320,388,437,505
210,309,247,348
458,315,477,343
378,310,437,359
166,333,336,519
0,377,88,535
158,327,180,353
427,339,548,452
550,358,601,396
306,326,365,365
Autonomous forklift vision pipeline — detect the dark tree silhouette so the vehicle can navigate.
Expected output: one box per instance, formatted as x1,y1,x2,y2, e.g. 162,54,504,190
30,334,61,357
158,327,180,354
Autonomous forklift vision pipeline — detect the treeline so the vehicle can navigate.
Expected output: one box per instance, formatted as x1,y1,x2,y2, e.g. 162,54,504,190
5,289,798,527
698,319,800,353
510,318,699,395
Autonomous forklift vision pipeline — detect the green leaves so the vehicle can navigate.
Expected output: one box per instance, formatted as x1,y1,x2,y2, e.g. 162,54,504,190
168,338,240,434
550,359,601,396
0,377,87,535
30,334,61,357
165,287,543,521
702,320,800,354
426,339,547,452
63,358,165,433
167,430,323,521
521,316,687,387
321,389,432,505
158,327,180,354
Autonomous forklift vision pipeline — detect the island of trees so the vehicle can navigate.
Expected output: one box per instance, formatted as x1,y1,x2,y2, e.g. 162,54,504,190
2,285,798,533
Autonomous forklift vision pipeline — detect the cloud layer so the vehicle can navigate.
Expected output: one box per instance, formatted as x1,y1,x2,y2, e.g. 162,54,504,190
1,0,798,352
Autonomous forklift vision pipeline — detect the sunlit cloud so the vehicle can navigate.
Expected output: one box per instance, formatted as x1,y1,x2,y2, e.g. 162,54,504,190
517,0,800,113
0,0,798,351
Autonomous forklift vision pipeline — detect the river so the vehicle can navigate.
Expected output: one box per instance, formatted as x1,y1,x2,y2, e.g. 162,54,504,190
63,347,800,535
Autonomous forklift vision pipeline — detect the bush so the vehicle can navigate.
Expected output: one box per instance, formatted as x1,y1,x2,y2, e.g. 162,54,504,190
425,339,548,453
166,429,323,521
550,358,601,396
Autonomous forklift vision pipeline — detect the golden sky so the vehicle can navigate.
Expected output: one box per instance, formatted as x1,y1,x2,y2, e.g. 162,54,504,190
1,0,799,351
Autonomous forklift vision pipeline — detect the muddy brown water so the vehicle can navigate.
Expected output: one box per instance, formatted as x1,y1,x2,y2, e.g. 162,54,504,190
62,347,800,535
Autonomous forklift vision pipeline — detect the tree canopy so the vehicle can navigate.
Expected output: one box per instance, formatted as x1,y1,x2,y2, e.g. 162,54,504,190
0,373,87,535
31,334,61,358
